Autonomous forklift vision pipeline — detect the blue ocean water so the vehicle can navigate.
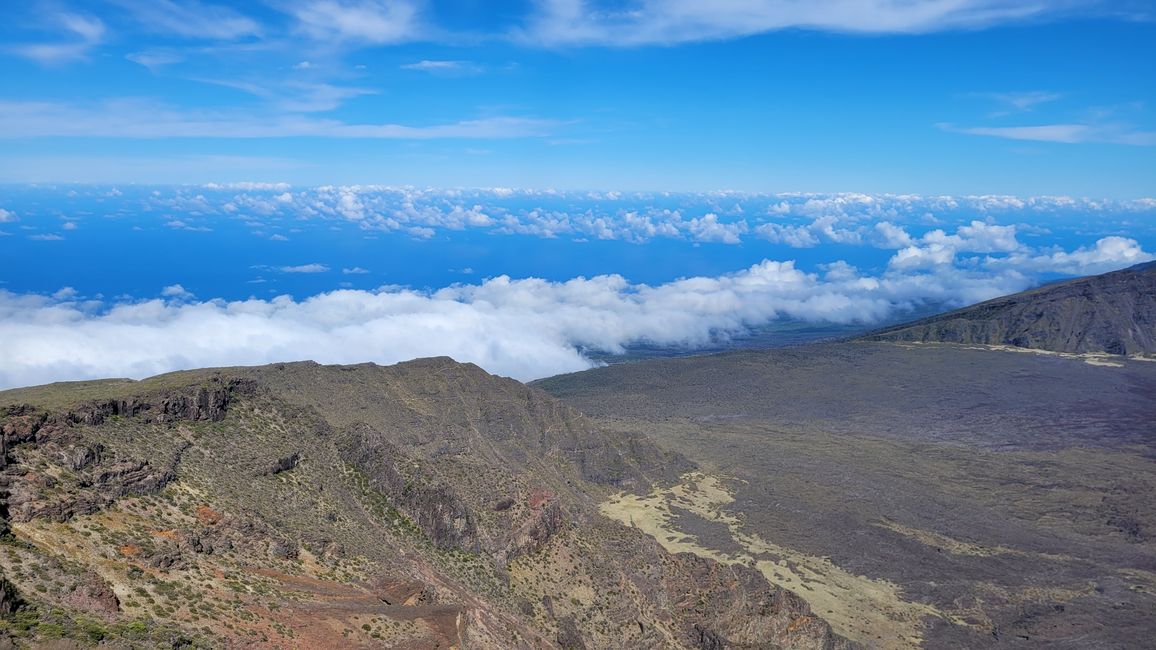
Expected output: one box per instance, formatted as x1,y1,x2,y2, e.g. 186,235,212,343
1,184,1152,303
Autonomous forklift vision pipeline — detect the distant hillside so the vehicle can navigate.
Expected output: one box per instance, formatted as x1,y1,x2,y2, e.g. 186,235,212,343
860,261,1156,354
0,359,850,649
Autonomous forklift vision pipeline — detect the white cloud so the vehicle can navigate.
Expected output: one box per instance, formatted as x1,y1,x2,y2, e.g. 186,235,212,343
518,0,1077,46
755,216,861,248
161,284,195,299
0,100,559,139
873,221,914,248
287,0,423,44
889,243,956,270
0,258,1038,389
953,220,1020,252
992,236,1155,275
888,220,1023,269
9,12,105,65
755,222,820,248
61,221,79,231
28,233,65,241
980,91,1063,113
280,263,330,273
126,50,184,69
938,122,1156,146
401,60,482,75
0,209,15,223
165,219,212,232
108,0,261,40
193,78,379,113
204,182,292,191
342,267,370,274
686,213,747,243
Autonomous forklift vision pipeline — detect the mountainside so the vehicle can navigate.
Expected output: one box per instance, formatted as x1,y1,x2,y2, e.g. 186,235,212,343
0,359,851,649
860,261,1156,354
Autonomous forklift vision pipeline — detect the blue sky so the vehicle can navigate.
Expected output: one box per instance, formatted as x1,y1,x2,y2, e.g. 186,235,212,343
1,0,1155,195
2,1,1156,388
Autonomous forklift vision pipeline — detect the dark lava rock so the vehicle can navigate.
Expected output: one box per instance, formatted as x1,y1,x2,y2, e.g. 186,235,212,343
862,261,1156,354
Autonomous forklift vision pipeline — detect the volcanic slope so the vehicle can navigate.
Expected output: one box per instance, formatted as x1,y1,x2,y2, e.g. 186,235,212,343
0,358,853,649
535,342,1156,649
860,260,1156,354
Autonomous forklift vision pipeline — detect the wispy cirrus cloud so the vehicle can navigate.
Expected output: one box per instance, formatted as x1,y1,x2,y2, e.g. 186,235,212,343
107,0,261,40
9,12,106,65
401,60,484,75
975,90,1063,115
285,0,425,44
0,100,561,139
938,121,1156,146
515,0,1098,46
191,78,379,113
280,263,330,273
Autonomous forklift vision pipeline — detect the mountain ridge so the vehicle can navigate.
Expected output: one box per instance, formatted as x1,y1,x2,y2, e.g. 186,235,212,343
858,261,1156,354
0,358,851,649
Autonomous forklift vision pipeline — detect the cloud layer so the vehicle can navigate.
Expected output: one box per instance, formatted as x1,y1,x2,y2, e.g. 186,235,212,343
1,238,1150,389
134,185,1156,248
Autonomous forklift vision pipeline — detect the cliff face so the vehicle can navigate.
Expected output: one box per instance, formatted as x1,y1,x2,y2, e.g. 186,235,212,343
0,360,850,649
861,261,1156,354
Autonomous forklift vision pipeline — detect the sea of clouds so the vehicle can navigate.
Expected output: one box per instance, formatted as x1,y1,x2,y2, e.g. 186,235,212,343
1,186,1153,388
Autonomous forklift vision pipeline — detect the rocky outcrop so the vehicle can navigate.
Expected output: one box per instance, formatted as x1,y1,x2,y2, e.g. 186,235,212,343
500,492,566,563
259,452,301,476
63,379,256,426
370,575,437,606
666,553,854,650
60,572,120,617
862,261,1156,354
1,431,185,524
0,578,21,616
337,424,480,552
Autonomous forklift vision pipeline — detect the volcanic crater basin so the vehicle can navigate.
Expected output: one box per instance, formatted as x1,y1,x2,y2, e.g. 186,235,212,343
537,341,1156,649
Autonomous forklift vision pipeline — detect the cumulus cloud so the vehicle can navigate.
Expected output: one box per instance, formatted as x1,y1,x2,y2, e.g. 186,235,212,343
165,219,212,232
161,284,195,300
991,236,1155,275
888,220,1023,269
889,243,955,270
0,209,16,223
755,222,820,248
873,221,914,248
686,213,747,243
756,216,863,248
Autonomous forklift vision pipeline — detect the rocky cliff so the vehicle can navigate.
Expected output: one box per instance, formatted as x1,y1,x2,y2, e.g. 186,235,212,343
0,360,851,649
861,261,1156,354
